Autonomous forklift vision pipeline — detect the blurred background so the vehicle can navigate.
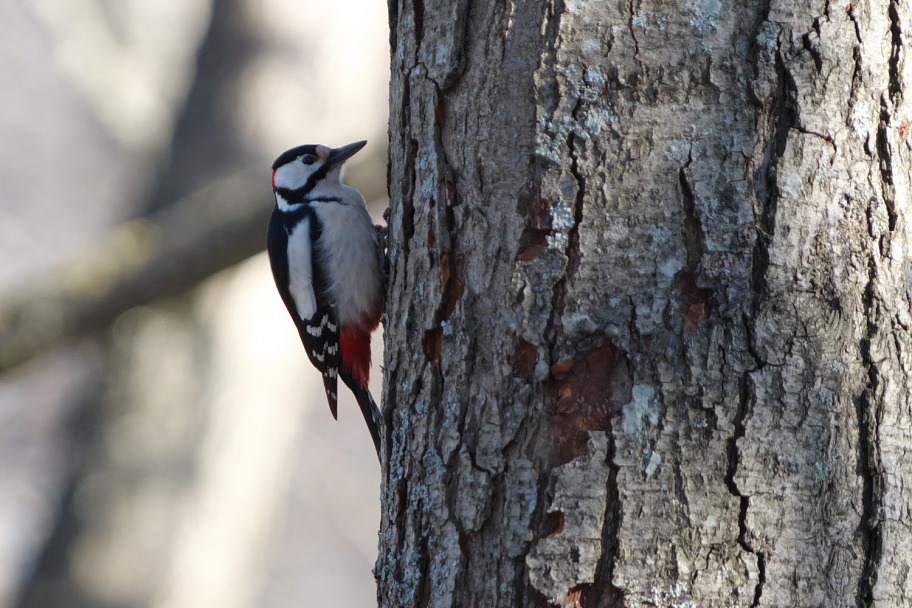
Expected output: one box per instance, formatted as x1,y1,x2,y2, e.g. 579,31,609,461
0,1,389,606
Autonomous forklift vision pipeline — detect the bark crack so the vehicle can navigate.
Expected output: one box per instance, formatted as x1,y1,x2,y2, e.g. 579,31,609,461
724,372,765,607
848,46,862,115
542,23,585,357
626,0,644,76
876,100,898,234
847,4,863,44
589,436,624,608
565,130,586,279
727,16,798,603
751,44,794,313
850,31,891,605
856,261,885,607
796,126,837,157
800,30,823,71
412,0,424,47
678,148,703,277
886,1,903,106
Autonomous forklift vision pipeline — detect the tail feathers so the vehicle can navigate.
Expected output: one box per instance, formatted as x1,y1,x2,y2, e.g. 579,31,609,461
352,384,382,461
322,375,338,420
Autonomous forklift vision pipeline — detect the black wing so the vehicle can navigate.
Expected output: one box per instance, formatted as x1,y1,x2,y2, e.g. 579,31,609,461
267,208,340,417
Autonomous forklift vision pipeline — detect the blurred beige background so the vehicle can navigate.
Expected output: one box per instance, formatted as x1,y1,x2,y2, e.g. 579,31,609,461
0,1,389,606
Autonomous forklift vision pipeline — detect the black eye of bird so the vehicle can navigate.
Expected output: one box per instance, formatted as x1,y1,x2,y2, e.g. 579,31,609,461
301,155,316,165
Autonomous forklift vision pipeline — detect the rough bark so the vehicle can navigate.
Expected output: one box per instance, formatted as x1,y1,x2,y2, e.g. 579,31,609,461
380,0,910,607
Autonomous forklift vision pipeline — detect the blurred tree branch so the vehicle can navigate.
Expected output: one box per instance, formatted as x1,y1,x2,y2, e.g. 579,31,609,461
0,167,271,373
1,0,269,379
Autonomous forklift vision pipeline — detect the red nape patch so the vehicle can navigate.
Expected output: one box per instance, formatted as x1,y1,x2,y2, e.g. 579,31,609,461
271,169,276,190
340,327,372,388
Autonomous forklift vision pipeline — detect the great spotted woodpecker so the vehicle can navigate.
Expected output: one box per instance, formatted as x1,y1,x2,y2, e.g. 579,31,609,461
267,140,384,459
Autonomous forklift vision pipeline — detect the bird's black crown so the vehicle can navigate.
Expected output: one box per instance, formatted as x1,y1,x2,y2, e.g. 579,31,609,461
272,145,319,170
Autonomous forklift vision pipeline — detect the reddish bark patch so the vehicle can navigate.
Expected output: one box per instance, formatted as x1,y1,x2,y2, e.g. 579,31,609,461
521,186,553,231
510,339,538,380
439,252,451,293
540,510,565,538
517,230,548,261
458,531,472,557
573,582,623,608
423,327,442,367
434,98,446,128
570,583,619,608
685,299,707,335
547,343,626,465
680,273,711,336
422,249,464,369
516,186,553,262
899,120,910,140
439,252,465,322
565,586,587,608
549,357,574,376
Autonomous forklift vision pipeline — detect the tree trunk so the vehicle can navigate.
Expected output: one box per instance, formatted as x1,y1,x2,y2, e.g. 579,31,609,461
380,0,910,606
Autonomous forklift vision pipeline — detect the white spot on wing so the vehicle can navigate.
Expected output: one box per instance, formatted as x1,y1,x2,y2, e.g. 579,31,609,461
306,314,335,336
287,217,317,320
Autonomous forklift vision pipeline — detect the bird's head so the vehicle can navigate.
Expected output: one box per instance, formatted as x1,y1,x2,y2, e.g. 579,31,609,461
271,140,367,206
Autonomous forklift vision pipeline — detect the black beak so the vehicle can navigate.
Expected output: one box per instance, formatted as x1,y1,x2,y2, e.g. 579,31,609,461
328,140,367,166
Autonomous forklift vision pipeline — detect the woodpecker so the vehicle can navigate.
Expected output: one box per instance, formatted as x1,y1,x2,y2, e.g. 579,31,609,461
267,140,384,459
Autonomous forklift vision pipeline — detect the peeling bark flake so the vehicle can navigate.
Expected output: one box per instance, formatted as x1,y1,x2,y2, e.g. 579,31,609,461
546,342,625,465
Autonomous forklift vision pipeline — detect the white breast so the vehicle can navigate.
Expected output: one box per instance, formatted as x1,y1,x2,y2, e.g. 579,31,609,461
313,188,382,328
286,216,317,320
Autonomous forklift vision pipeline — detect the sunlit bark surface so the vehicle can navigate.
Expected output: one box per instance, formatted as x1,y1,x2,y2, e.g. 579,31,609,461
380,1,911,606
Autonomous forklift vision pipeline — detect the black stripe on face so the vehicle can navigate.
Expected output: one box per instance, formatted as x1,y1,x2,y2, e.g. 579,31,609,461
301,160,334,194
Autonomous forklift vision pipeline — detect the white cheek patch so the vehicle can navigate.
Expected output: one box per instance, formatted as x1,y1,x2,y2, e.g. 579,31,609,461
287,217,317,320
274,161,313,190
